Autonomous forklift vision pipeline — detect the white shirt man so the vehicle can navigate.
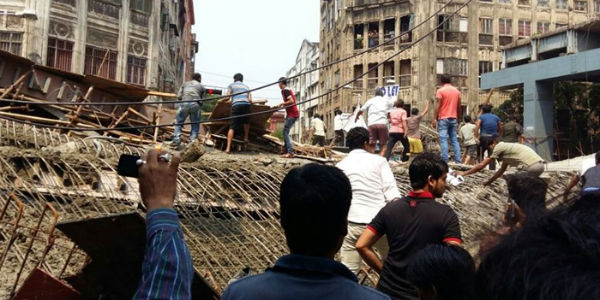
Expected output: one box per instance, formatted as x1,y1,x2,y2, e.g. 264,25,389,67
336,137,401,274
361,95,394,126
312,117,325,137
334,114,344,131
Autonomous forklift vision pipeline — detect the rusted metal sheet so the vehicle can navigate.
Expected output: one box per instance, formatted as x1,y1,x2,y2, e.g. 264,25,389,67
12,268,81,300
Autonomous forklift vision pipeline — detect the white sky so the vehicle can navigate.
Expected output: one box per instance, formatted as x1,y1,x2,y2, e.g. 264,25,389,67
192,0,320,105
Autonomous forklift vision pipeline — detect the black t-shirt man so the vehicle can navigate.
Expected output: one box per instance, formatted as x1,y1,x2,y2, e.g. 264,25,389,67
367,191,462,300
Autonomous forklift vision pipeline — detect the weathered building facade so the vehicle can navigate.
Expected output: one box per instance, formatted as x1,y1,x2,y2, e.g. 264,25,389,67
0,0,197,92
286,39,320,142
319,0,599,138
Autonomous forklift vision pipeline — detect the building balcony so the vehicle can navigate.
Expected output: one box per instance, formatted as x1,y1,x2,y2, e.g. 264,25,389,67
130,10,149,27
88,0,120,19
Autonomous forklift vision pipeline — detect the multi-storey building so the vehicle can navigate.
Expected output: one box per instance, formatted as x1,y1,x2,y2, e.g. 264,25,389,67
0,0,197,92
319,0,599,139
286,39,320,142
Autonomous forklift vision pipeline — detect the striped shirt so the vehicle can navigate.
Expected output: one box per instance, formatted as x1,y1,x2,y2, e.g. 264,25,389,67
227,81,251,107
133,208,193,300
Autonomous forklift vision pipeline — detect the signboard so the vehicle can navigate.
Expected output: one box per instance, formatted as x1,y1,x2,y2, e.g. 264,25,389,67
381,85,400,102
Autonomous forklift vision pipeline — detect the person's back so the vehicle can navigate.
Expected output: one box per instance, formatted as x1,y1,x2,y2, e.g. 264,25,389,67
313,117,325,137
389,107,407,133
501,120,521,143
405,115,422,138
460,123,476,146
436,84,460,120
222,255,388,300
363,95,392,126
479,113,500,135
228,81,251,107
221,164,390,300
179,80,205,101
582,165,600,194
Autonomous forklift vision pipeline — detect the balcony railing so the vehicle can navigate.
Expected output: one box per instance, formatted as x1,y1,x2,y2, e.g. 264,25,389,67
367,78,378,89
88,0,120,19
131,10,149,27
437,31,468,43
479,34,493,46
53,0,76,6
399,74,411,87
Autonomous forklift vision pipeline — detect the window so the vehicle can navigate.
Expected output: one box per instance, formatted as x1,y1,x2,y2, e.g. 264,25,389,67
574,0,588,11
383,19,395,43
367,63,378,89
354,24,364,50
479,18,493,45
499,0,512,3
436,59,444,74
383,61,394,84
130,0,151,12
127,56,146,85
0,31,22,55
499,18,513,35
353,64,364,91
537,0,549,7
479,61,493,75
440,59,468,76
537,22,550,34
518,20,531,38
437,15,467,43
47,38,74,72
399,15,412,43
84,46,118,80
518,0,530,5
556,0,567,9
596,0,600,12
368,22,379,48
399,60,411,87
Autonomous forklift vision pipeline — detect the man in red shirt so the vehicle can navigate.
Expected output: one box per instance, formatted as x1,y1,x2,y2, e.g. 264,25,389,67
276,77,300,158
432,75,462,163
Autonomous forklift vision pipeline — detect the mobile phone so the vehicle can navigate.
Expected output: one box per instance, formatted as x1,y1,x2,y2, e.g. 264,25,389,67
118,154,141,178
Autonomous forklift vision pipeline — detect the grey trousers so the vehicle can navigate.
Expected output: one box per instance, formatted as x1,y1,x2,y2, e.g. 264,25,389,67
340,222,389,275
517,161,545,177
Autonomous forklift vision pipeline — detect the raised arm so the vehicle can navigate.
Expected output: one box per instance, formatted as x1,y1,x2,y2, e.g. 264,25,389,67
475,119,482,140
483,162,509,186
459,157,493,177
420,99,431,117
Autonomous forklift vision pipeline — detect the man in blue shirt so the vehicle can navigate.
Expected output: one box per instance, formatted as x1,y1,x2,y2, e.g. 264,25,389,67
476,105,502,170
221,164,390,300
223,73,253,154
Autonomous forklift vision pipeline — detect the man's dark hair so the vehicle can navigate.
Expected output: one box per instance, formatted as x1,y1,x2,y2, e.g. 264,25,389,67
279,164,352,257
233,73,243,82
407,244,476,300
375,88,384,97
464,115,472,123
482,105,492,113
411,108,419,115
394,99,405,108
409,153,449,190
278,77,288,85
506,173,547,220
477,193,600,300
440,75,451,84
596,151,600,165
491,133,500,144
335,109,342,116
346,127,369,150
192,73,202,81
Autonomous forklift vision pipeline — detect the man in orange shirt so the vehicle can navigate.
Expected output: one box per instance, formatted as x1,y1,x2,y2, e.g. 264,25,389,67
432,75,462,163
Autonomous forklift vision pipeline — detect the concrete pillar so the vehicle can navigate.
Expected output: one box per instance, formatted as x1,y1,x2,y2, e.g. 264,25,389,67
523,80,554,161
117,0,130,83
73,0,88,74
466,0,479,110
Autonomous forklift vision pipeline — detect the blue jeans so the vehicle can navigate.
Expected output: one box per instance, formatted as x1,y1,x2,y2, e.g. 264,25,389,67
438,118,461,163
283,117,297,154
173,102,201,143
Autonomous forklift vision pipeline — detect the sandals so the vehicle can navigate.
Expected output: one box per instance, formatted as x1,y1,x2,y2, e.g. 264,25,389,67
281,153,294,158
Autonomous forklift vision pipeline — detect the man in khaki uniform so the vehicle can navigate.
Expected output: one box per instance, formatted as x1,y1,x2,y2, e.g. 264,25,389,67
458,134,545,186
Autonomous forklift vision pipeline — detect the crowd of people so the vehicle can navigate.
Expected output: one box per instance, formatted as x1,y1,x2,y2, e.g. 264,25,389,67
134,143,600,300
159,73,600,300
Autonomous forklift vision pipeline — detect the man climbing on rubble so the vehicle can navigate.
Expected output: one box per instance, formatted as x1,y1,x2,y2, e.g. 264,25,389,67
356,152,462,300
563,151,600,200
476,104,502,170
332,109,345,146
432,75,462,164
458,135,545,186
309,114,326,146
221,164,390,300
276,77,300,158
173,73,205,147
223,73,253,154
355,88,395,157
405,100,430,157
336,127,401,274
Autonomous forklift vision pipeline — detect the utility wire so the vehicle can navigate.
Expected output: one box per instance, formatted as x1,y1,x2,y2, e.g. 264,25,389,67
0,0,473,132
0,0,455,107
